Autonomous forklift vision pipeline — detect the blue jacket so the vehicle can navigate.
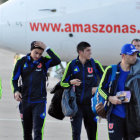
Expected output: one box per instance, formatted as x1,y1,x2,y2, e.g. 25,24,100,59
61,57,104,105
11,48,61,103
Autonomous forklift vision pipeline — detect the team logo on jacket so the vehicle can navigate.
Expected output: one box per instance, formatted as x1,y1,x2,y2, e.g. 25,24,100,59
40,112,46,119
109,123,114,130
36,63,42,71
73,66,80,74
37,63,42,68
87,67,93,74
23,63,28,69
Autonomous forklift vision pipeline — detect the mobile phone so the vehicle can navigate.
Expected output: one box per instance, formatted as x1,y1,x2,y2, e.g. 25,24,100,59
118,96,125,101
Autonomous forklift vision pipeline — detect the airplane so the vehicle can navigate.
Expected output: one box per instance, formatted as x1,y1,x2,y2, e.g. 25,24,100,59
0,0,140,66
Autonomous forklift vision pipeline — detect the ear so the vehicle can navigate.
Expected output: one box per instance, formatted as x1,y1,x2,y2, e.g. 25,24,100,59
78,50,83,55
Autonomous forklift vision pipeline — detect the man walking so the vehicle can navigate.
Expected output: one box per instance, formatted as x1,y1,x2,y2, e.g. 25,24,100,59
11,41,61,140
61,41,104,140
98,44,139,140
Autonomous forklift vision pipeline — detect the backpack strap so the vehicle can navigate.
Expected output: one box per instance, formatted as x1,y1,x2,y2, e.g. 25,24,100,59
109,65,117,93
110,65,117,81
18,57,26,87
20,56,26,68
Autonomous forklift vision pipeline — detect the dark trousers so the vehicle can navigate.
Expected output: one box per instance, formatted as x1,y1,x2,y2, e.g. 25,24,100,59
107,114,132,140
22,101,46,140
70,104,97,140
19,102,24,128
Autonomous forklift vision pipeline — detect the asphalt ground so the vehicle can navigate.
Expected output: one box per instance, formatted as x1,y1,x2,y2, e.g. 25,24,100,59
0,48,139,140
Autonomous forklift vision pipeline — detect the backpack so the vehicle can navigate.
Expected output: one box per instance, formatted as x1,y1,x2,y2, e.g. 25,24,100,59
48,82,65,120
91,65,117,118
61,86,78,117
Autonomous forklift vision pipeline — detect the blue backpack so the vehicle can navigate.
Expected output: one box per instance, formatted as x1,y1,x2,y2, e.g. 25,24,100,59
91,65,117,117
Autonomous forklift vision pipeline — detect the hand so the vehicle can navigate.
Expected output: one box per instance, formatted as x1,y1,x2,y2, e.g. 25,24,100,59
34,41,46,50
14,91,22,102
92,87,97,95
108,96,122,105
70,79,81,86
96,103,106,118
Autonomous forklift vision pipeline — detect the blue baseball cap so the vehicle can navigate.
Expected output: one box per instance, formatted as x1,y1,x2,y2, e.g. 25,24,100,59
120,44,138,55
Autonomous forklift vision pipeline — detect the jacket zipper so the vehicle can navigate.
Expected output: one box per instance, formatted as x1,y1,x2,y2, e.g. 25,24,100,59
80,65,85,103
41,80,43,95
28,74,32,103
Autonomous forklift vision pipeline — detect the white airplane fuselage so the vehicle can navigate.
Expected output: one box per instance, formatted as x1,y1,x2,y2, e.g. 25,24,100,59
0,0,140,65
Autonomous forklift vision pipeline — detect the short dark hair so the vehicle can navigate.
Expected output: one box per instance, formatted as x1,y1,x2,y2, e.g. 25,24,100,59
77,42,91,53
30,41,44,51
131,38,140,44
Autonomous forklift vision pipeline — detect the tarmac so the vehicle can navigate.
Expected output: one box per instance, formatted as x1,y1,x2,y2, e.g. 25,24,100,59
0,48,139,140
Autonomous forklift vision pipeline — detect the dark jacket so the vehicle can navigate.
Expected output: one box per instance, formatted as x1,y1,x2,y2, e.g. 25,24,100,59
48,82,65,120
61,57,104,105
11,48,61,103
125,58,140,138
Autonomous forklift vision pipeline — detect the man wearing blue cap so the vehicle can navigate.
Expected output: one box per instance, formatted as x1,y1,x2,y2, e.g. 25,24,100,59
98,44,139,140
